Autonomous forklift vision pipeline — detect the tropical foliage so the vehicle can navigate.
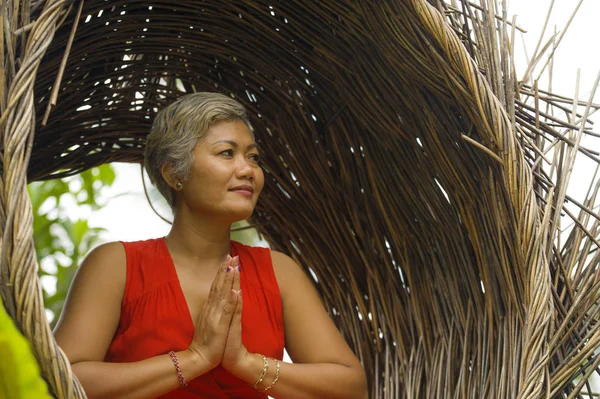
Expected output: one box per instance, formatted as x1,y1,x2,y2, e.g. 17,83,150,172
0,297,51,399
28,165,116,327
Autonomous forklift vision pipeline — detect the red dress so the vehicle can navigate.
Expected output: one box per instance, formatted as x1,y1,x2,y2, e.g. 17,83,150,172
104,238,285,398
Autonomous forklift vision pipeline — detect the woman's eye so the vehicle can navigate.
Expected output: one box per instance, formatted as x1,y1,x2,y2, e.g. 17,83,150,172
220,149,234,157
249,154,261,163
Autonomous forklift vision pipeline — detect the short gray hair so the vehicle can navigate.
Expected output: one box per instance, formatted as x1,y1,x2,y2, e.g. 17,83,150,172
144,92,251,208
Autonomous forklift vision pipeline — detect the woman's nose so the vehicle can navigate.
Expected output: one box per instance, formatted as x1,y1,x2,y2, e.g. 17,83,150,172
235,157,254,179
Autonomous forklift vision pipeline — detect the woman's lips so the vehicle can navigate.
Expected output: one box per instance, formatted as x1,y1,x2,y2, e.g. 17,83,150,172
230,189,253,196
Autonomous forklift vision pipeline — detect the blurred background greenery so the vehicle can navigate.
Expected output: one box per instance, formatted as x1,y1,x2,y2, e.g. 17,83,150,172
29,165,116,328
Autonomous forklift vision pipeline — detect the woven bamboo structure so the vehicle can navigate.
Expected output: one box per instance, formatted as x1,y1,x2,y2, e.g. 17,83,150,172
1,0,600,397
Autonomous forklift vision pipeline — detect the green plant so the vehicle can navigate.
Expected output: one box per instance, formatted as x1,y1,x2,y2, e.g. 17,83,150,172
0,296,51,399
28,165,116,327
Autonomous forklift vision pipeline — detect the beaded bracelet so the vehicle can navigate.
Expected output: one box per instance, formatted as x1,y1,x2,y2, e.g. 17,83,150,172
251,354,269,389
261,358,280,393
168,351,188,388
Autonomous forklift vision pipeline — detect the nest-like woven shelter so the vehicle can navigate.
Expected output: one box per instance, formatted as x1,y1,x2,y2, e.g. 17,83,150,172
2,0,600,397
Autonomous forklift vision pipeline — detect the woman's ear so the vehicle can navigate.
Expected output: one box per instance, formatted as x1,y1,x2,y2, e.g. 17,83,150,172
161,163,181,191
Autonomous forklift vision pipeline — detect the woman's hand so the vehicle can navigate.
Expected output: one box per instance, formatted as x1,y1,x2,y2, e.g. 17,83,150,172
188,255,240,369
221,262,249,374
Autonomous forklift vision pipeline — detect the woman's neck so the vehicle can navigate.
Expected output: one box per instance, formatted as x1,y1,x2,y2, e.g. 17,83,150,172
165,211,232,269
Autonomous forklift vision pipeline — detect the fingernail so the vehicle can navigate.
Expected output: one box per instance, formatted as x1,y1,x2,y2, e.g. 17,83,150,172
237,265,241,272
227,266,231,273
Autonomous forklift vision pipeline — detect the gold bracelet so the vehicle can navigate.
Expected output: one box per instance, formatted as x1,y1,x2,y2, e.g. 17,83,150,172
261,358,280,393
251,354,269,389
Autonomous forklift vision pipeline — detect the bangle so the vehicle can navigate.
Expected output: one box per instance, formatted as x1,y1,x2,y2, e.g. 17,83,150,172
251,354,269,389
261,358,280,393
168,351,188,388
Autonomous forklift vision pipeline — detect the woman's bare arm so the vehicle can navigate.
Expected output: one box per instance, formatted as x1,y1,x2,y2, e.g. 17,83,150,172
229,250,368,399
68,351,211,399
53,242,219,399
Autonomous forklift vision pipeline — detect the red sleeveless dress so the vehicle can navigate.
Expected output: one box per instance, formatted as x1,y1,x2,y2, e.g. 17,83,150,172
104,238,285,398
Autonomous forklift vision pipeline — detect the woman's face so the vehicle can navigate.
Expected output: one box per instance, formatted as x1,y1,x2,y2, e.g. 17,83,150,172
180,119,264,222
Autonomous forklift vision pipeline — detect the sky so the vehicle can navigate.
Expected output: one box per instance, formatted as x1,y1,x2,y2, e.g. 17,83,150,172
89,165,172,242
87,0,600,243
508,0,600,228
509,0,599,101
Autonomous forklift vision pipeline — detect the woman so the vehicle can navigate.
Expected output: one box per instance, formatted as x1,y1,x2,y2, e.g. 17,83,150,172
54,92,368,398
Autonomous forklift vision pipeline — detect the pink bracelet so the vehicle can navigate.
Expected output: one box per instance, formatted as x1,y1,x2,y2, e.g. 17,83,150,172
168,351,188,388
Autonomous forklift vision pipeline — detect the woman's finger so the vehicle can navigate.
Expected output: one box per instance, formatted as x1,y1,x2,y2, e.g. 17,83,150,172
227,289,243,335
220,256,236,296
232,261,241,293
204,256,233,323
234,290,242,319
207,255,232,302
217,256,237,299
218,286,239,327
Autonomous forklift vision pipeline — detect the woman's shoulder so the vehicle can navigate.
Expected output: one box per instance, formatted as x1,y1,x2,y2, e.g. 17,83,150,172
86,237,162,263
86,236,166,261
64,241,128,312
119,236,164,248
78,242,127,284
85,241,126,263
268,250,308,298
269,250,296,267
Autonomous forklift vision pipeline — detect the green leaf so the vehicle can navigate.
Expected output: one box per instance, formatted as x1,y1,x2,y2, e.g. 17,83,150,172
0,298,52,398
96,164,116,186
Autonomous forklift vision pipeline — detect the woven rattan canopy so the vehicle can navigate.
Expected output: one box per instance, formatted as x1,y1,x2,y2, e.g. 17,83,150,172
2,0,600,397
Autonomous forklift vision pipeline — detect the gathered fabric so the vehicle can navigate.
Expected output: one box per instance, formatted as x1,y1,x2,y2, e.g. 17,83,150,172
105,237,285,398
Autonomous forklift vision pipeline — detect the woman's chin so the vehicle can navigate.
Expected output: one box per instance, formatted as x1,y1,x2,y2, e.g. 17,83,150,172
223,207,254,223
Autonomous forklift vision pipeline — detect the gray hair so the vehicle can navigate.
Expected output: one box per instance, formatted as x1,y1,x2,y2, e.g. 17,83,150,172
144,92,251,208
